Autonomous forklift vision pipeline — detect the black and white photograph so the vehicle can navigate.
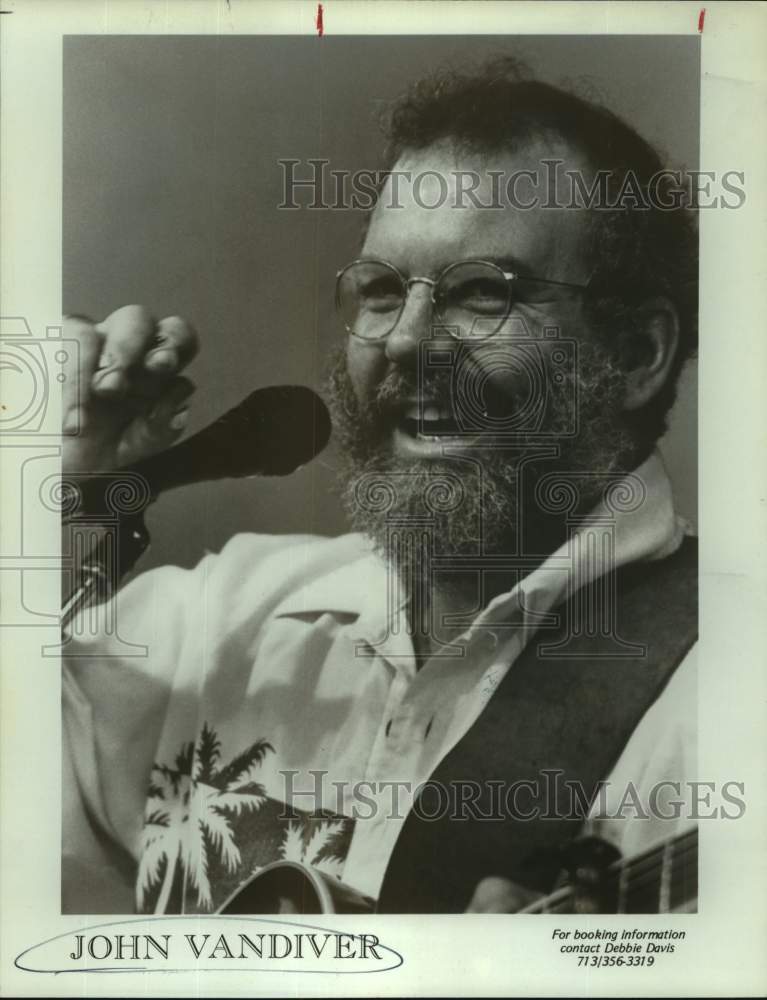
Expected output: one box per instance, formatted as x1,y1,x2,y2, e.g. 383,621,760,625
1,2,766,996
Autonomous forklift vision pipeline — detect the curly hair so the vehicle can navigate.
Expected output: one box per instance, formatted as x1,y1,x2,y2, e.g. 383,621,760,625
380,57,698,450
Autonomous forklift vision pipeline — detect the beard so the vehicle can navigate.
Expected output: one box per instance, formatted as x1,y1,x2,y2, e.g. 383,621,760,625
325,338,638,587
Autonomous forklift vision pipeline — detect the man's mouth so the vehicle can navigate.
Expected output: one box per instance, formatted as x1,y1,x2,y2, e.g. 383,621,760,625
386,398,478,458
395,399,465,440
399,401,462,441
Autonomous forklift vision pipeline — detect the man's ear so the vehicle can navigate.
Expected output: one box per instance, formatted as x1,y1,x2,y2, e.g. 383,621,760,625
621,297,680,411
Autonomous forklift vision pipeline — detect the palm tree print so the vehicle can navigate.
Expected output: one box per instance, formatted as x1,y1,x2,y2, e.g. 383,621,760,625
278,818,348,880
136,722,273,913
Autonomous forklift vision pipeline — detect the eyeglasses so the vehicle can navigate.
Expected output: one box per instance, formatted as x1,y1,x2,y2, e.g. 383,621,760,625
335,258,590,342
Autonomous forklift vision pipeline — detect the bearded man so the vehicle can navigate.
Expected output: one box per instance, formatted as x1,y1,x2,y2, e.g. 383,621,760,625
62,59,698,916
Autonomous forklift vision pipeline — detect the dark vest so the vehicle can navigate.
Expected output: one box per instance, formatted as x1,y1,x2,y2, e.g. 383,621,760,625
377,536,698,913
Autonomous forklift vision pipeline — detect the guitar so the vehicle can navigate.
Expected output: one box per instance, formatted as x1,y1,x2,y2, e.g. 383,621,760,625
520,827,698,914
217,859,375,915
218,826,697,915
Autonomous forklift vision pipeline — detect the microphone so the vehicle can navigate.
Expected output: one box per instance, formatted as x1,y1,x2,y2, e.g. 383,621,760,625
61,385,331,628
129,384,332,500
66,385,332,515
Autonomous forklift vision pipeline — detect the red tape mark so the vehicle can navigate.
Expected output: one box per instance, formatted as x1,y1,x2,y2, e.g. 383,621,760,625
698,8,706,32
316,2,324,36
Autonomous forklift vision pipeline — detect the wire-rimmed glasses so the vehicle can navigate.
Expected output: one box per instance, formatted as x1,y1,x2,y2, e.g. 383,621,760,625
335,258,589,342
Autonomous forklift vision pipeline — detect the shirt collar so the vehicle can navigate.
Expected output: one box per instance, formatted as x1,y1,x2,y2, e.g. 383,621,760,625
274,449,687,653
462,449,688,641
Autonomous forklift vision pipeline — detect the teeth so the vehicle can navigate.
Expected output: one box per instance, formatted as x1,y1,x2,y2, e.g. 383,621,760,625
404,402,449,421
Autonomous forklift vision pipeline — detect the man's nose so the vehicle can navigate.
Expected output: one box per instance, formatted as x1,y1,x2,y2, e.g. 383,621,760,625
384,282,438,366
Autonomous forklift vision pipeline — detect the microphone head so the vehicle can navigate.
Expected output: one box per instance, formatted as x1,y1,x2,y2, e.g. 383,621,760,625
65,385,333,517
197,384,332,478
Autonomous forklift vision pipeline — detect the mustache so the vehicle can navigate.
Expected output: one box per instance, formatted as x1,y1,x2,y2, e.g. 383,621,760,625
326,350,548,445
373,369,452,414
364,366,522,423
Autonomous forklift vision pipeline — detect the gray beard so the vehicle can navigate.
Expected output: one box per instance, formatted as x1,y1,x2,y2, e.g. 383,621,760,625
325,342,637,588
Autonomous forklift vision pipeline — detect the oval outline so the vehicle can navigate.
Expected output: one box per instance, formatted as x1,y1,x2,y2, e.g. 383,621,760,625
14,915,404,975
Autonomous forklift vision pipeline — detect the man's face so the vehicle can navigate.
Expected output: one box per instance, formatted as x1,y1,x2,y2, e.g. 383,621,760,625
329,139,634,560
347,140,595,455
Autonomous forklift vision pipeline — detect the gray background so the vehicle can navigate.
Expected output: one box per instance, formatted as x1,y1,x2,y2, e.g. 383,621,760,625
64,35,699,571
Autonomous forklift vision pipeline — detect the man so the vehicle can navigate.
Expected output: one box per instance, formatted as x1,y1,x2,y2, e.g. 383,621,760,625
62,59,698,915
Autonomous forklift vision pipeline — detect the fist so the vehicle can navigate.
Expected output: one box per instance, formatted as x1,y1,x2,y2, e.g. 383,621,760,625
62,305,199,474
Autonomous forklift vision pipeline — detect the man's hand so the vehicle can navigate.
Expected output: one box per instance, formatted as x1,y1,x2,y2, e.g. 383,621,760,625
466,877,542,913
62,305,199,475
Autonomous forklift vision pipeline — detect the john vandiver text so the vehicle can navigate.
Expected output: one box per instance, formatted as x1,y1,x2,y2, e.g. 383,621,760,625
69,931,384,961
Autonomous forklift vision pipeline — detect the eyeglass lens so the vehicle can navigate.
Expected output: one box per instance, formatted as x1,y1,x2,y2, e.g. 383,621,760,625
337,260,513,341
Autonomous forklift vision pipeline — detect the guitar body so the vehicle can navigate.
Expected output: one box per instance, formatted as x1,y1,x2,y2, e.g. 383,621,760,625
217,861,374,915
216,829,697,915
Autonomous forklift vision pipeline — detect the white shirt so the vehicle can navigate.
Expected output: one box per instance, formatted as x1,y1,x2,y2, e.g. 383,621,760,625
63,450,696,913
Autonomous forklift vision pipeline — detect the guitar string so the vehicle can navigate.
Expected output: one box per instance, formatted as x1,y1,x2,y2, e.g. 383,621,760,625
525,854,697,914
625,838,698,883
616,848,698,907
616,828,697,876
621,849,697,899
576,845,698,912
519,832,698,913
594,840,698,903
617,834,697,883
